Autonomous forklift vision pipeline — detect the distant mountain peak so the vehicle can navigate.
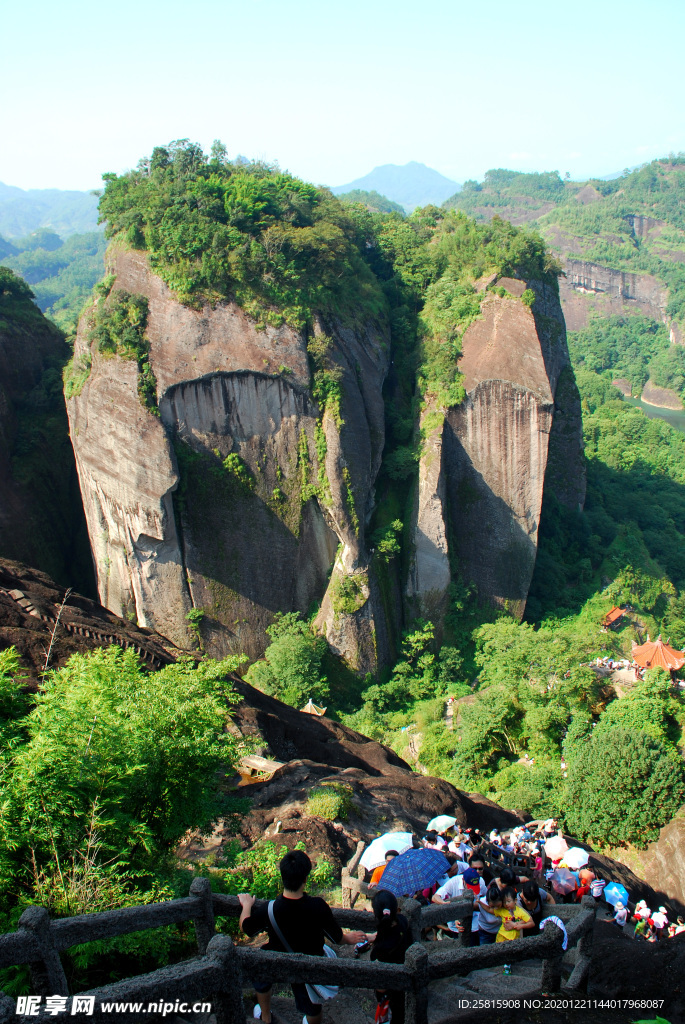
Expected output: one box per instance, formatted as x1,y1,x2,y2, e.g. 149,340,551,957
332,162,460,211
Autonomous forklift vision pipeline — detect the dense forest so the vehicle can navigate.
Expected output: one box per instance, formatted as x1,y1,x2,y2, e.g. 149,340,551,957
2,144,685,990
0,228,106,333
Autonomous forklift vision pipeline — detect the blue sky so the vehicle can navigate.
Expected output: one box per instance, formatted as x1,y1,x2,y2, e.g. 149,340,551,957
3,0,684,191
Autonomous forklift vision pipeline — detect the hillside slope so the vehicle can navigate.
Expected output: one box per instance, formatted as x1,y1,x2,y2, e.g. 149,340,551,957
445,160,685,341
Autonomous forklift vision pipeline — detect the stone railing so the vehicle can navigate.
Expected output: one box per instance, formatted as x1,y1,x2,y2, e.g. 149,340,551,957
0,875,596,1024
475,838,539,876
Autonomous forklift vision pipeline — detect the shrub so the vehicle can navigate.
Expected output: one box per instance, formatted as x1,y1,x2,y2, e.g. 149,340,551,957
222,452,254,490
245,613,329,709
331,573,367,616
305,784,353,822
63,352,92,399
0,646,245,893
563,727,685,847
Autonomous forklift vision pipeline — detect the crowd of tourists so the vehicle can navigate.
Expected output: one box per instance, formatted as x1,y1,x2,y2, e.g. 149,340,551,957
237,817,683,1024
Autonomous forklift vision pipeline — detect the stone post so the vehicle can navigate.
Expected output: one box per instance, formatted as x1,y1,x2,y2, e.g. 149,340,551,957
578,895,596,958
206,934,243,1024
541,922,564,994
17,906,68,997
405,944,429,1024
401,899,422,945
190,877,216,955
341,868,352,910
456,892,473,948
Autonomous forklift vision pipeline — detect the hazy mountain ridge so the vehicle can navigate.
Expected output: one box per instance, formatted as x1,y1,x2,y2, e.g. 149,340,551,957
332,160,460,211
0,181,100,238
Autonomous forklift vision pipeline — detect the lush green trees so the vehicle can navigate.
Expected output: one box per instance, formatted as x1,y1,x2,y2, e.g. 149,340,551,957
98,141,386,331
245,613,329,709
0,646,243,906
568,315,671,395
563,726,685,846
337,190,405,215
0,231,107,332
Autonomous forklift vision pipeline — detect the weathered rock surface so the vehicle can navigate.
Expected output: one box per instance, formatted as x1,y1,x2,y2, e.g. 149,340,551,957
67,246,390,666
559,258,669,331
407,279,585,621
184,675,469,864
0,297,92,591
611,378,632,397
641,379,683,410
0,558,179,685
600,804,685,912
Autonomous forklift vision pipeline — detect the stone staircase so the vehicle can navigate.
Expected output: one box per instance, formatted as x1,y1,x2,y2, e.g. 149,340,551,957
235,949,581,1024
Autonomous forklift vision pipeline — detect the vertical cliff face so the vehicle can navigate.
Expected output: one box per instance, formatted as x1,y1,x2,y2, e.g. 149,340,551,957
559,258,670,332
67,246,389,664
0,276,92,592
406,277,585,621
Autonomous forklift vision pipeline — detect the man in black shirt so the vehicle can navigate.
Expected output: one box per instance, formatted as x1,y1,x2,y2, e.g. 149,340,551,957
240,849,367,1024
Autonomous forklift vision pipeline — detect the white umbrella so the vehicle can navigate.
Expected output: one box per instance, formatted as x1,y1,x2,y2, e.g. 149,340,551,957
359,832,413,870
561,847,589,870
426,815,457,833
544,835,569,861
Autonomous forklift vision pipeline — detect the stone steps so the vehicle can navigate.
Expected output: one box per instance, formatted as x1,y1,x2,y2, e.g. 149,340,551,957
239,956,548,1024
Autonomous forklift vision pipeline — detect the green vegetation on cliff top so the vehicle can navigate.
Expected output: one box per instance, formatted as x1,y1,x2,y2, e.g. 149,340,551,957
98,140,386,331
445,157,685,325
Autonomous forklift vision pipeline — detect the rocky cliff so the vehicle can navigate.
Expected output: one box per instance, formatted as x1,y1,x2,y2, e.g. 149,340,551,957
406,276,585,621
559,257,670,332
0,273,92,592
67,246,389,667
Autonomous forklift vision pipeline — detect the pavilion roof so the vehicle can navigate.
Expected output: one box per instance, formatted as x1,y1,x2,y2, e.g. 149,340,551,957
602,606,625,626
631,635,685,671
301,698,327,716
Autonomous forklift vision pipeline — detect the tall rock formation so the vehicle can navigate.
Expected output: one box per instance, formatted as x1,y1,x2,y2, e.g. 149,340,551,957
406,276,585,622
0,272,92,592
67,246,389,668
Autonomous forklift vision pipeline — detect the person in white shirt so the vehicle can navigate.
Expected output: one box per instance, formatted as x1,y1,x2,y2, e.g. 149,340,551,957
431,868,486,941
634,900,651,922
651,906,669,937
613,902,628,928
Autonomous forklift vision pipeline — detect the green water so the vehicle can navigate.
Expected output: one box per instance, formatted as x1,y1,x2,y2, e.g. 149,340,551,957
622,394,685,433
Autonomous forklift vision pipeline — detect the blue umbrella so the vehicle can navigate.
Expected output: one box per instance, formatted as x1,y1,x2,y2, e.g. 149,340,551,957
604,882,629,907
376,847,450,897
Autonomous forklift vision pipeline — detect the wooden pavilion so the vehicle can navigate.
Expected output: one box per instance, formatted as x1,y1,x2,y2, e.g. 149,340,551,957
631,635,685,673
602,606,626,629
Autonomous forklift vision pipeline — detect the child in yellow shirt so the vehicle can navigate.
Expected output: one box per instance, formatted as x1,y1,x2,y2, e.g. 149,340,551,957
493,887,534,942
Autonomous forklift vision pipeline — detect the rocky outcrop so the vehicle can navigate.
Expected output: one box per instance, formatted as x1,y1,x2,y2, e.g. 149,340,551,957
612,378,633,397
406,277,584,621
559,257,669,331
404,408,451,624
207,675,469,863
641,380,683,410
0,288,92,592
67,245,389,666
0,558,179,685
